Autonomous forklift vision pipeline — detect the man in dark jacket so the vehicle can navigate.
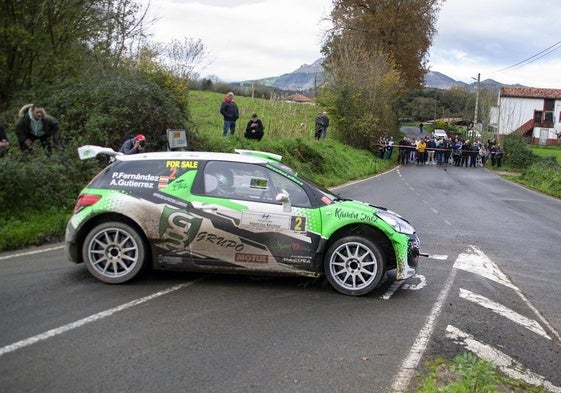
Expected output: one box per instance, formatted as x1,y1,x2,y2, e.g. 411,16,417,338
220,92,239,136
15,104,60,153
244,114,264,141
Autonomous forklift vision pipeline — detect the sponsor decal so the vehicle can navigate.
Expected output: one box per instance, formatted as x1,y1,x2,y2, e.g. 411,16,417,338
235,253,269,263
281,256,312,265
159,207,202,250
153,192,188,208
241,211,306,232
158,255,184,265
109,171,159,188
274,241,314,253
195,231,244,251
165,160,198,169
334,207,377,223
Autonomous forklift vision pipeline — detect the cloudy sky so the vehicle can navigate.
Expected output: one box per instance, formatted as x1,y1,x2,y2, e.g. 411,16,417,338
141,0,561,88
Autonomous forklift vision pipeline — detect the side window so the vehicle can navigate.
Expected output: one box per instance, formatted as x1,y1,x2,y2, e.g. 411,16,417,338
203,161,311,207
267,170,311,207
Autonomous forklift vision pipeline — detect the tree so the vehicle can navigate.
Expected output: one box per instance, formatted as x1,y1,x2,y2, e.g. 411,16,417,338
0,0,149,108
324,0,444,89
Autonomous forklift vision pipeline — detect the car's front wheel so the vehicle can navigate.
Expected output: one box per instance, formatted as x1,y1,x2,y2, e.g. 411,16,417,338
324,235,385,296
82,221,147,284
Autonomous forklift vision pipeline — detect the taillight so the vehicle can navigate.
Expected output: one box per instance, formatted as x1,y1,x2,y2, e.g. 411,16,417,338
74,194,101,213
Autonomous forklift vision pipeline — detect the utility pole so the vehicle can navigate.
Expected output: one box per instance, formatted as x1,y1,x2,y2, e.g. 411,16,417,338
473,73,480,128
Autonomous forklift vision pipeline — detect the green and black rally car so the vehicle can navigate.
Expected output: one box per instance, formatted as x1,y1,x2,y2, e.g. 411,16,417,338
66,146,422,296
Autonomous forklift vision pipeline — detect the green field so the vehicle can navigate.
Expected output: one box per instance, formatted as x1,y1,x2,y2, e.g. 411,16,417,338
188,90,321,140
530,145,561,163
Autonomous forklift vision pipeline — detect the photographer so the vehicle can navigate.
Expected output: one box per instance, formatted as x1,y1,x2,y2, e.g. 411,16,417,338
120,134,146,155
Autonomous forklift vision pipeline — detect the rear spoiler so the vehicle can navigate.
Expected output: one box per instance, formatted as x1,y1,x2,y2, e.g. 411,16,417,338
77,145,121,160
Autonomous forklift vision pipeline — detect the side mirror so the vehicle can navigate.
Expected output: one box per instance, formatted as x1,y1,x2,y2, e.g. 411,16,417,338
276,190,291,212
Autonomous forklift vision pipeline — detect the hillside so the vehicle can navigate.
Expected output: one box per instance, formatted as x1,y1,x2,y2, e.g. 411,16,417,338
240,58,523,93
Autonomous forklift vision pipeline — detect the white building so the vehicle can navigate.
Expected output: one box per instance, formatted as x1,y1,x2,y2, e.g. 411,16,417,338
491,86,561,145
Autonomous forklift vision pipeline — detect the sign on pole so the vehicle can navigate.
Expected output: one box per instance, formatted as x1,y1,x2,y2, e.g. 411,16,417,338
167,129,188,150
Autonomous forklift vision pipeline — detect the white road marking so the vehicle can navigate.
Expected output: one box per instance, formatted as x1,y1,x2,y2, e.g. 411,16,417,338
0,245,64,261
0,282,196,358
401,274,427,291
389,266,458,392
453,245,515,289
454,245,561,341
459,288,551,339
381,280,404,300
429,254,448,260
446,325,561,393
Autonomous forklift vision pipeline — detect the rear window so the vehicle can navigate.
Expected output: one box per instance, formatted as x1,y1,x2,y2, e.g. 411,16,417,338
89,160,199,196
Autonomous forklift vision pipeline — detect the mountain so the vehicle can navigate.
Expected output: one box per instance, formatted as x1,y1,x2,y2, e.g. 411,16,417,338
242,58,325,91
423,71,468,89
243,59,522,92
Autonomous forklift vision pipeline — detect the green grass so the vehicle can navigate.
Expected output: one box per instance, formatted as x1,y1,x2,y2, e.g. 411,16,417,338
0,90,390,251
530,145,561,163
411,353,549,393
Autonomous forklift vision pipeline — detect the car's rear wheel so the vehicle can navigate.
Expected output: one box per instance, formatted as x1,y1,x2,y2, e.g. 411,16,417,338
324,235,385,296
82,221,147,284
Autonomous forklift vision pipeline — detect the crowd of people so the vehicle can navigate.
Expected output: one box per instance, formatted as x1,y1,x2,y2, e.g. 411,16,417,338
378,134,504,168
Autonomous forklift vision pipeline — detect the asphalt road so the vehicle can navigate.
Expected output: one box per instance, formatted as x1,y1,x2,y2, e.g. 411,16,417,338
1,160,560,392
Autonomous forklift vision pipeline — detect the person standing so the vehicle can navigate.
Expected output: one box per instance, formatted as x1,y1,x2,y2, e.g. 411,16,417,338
320,111,329,140
385,136,394,159
220,92,239,137
314,112,325,140
244,114,264,141
495,145,504,167
120,134,146,155
15,104,60,153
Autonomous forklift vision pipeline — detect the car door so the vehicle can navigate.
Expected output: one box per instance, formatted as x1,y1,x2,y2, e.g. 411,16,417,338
188,160,322,274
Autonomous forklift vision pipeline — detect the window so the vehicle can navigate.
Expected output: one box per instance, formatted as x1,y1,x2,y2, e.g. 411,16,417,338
203,161,310,206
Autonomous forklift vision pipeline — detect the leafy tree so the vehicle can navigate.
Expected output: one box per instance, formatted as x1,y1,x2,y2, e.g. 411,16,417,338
324,0,444,89
0,0,149,108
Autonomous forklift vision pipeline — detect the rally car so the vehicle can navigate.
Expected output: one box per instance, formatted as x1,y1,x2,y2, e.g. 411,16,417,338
65,146,422,296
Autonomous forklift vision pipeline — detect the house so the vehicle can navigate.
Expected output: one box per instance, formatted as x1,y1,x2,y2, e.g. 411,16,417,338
282,93,314,104
491,86,561,145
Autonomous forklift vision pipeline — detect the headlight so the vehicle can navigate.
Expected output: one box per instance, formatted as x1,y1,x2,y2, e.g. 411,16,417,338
376,210,416,235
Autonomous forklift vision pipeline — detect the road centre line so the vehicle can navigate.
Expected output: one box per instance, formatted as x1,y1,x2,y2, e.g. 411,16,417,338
459,288,550,339
0,281,197,358
389,261,458,392
446,325,561,393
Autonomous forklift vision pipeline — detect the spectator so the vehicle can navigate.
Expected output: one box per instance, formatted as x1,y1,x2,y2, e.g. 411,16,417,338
244,114,264,141
220,92,239,137
120,134,146,155
397,136,409,165
495,145,504,167
417,137,427,165
15,104,60,153
386,136,394,159
314,112,325,141
0,122,9,157
479,144,489,166
320,111,330,140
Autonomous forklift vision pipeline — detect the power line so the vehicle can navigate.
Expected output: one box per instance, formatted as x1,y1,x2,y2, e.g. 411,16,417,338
492,40,561,74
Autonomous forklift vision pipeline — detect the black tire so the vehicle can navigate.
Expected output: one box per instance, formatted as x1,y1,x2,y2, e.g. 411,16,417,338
82,221,147,284
324,235,385,296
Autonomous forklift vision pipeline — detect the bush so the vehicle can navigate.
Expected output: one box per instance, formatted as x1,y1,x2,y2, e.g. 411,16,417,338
502,134,538,170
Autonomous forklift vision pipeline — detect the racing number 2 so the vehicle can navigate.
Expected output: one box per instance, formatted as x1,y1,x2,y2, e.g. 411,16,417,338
291,216,306,232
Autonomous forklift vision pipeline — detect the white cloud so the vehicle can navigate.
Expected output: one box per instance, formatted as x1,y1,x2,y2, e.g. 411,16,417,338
429,0,561,88
141,0,561,88
142,0,331,81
